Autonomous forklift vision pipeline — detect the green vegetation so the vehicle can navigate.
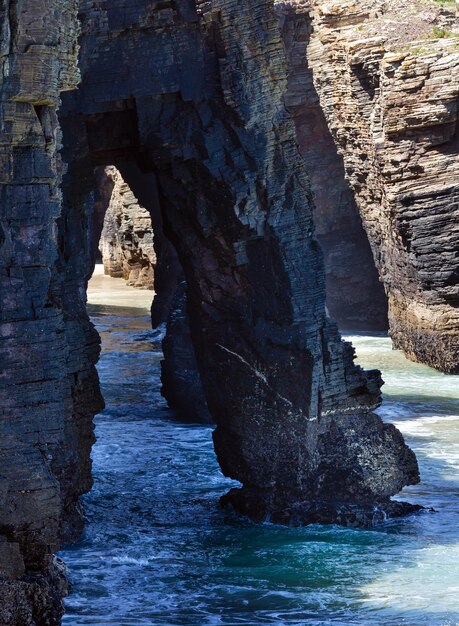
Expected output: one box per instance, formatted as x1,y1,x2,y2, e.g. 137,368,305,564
430,25,453,38
411,46,428,54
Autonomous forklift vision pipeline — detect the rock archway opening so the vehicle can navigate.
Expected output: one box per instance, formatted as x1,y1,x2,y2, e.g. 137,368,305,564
51,0,419,536
89,162,212,424
94,165,156,290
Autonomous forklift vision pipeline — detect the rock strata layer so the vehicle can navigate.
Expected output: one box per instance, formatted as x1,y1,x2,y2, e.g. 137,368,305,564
0,0,98,621
280,2,389,331
161,281,212,423
97,166,156,289
304,0,459,372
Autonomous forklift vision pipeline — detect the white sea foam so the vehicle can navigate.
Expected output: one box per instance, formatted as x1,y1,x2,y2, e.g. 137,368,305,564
361,543,459,614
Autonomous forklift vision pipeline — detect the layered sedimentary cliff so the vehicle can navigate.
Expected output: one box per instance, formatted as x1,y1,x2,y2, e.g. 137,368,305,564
97,166,156,289
58,0,418,528
304,0,459,372
281,2,389,331
0,0,102,622
0,0,435,623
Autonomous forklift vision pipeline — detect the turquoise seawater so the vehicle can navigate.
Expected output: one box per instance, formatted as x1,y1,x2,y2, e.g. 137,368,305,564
60,272,459,625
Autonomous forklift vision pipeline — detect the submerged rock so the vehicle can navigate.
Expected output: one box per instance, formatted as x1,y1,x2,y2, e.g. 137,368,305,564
222,490,423,528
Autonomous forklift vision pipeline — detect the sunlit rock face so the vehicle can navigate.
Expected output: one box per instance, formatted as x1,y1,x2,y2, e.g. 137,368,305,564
280,2,389,331
97,166,156,290
303,0,459,373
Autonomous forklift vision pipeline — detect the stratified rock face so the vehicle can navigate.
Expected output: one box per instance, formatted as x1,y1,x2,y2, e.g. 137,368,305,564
161,282,212,423
98,166,156,289
58,0,419,527
0,0,93,621
0,559,68,626
1,1,423,618
280,3,388,331
305,0,459,372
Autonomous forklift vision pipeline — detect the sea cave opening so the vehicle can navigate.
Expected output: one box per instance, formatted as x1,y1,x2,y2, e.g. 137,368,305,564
88,163,212,425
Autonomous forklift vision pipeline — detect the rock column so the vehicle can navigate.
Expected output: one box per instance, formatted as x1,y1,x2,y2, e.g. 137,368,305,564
0,0,90,622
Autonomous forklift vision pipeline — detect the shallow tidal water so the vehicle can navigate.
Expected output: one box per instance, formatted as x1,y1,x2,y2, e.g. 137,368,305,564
61,267,459,626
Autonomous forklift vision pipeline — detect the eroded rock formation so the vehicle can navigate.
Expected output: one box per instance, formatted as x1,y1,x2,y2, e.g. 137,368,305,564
0,0,102,621
304,0,459,372
97,166,156,289
0,0,433,622
58,0,418,528
281,3,389,331
161,281,212,423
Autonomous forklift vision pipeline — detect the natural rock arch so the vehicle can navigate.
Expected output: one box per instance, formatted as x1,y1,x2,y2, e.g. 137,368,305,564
56,0,419,526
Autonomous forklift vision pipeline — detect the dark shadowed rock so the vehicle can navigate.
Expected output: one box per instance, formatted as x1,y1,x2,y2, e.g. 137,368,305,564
0,0,92,619
161,282,212,423
2,0,447,621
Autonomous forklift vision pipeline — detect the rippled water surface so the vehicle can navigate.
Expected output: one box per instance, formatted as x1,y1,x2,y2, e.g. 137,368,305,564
61,268,459,625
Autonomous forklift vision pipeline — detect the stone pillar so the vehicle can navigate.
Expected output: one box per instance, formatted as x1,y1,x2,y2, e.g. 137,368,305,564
0,0,85,621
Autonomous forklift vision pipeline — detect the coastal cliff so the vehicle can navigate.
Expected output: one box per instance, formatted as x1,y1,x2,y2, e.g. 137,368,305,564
7,0,459,623
59,0,418,527
0,0,94,622
97,166,156,290
280,1,389,331
304,0,459,372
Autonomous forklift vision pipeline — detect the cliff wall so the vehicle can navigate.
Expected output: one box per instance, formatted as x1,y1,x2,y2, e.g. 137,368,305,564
305,0,459,372
98,166,156,289
280,3,389,330
0,1,424,623
0,0,101,622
